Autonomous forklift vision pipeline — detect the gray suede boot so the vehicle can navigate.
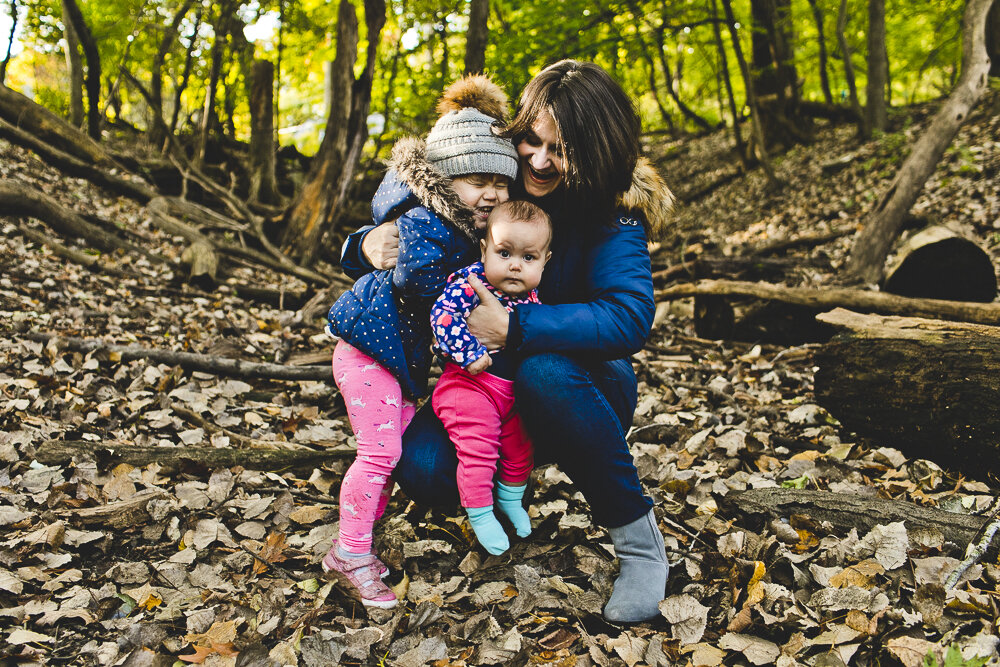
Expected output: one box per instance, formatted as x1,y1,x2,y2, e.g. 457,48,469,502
603,509,669,623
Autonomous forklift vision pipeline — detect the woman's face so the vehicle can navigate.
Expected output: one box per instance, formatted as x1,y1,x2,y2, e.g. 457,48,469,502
517,111,565,198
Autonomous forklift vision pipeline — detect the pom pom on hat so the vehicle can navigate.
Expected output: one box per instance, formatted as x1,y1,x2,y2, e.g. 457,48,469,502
436,74,509,120
425,74,518,180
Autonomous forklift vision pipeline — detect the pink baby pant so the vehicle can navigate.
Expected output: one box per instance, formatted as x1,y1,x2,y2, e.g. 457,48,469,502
332,340,415,553
432,362,533,509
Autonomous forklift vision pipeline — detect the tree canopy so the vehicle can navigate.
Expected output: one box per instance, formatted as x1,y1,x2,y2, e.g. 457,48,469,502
1,0,968,155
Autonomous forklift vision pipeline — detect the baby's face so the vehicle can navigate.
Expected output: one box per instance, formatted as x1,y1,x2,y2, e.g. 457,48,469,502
479,215,551,297
451,174,511,228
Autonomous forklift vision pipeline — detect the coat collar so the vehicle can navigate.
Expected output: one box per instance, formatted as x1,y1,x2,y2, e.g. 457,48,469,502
618,156,675,240
386,137,479,242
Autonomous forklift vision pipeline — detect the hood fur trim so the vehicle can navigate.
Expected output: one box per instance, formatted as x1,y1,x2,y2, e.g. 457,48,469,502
387,137,479,242
619,156,674,240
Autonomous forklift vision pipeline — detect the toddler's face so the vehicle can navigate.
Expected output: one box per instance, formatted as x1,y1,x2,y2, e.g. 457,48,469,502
479,215,551,297
451,174,511,228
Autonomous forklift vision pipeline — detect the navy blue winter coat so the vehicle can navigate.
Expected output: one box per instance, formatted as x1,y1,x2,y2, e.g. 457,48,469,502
328,138,481,399
342,157,674,377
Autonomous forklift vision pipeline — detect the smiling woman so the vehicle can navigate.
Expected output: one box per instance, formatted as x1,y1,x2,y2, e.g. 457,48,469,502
347,60,676,624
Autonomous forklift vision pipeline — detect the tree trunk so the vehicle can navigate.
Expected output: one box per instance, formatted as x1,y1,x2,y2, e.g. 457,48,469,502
0,0,17,84
169,7,202,137
814,308,1000,479
150,0,193,147
711,0,745,160
281,0,388,265
61,0,84,128
805,0,833,105
863,0,889,138
845,0,995,284
464,0,488,75
721,0,779,184
437,21,450,90
61,0,101,140
654,24,713,132
196,5,230,166
749,0,811,150
836,0,862,122
248,59,280,205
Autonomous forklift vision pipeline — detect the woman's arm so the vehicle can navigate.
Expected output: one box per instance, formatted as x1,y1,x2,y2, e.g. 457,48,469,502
478,220,654,360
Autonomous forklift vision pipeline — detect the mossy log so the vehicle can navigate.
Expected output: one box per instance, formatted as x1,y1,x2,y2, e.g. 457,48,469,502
814,308,1000,477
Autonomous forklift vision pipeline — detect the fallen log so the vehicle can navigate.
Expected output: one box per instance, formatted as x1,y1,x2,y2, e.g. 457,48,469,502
0,116,157,203
655,279,1000,326
0,82,112,166
0,181,165,264
35,440,353,473
882,225,996,302
58,489,170,528
813,308,1000,477
20,332,333,381
723,487,997,559
15,221,138,278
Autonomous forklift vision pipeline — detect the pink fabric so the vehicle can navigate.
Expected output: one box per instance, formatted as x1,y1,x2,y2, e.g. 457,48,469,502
333,340,415,552
432,362,533,508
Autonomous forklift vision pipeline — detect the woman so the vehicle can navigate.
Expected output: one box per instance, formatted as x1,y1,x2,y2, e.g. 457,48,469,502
339,60,674,623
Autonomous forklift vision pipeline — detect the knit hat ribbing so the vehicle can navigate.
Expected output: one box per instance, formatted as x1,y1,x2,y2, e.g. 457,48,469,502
425,107,519,180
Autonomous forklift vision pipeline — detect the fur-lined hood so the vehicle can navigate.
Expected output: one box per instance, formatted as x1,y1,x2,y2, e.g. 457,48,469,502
385,137,479,243
383,139,673,242
619,156,675,240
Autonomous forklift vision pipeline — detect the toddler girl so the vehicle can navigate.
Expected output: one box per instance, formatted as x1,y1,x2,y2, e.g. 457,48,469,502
323,75,518,607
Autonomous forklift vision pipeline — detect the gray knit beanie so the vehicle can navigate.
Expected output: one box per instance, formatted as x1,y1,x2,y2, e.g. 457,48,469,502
424,107,519,180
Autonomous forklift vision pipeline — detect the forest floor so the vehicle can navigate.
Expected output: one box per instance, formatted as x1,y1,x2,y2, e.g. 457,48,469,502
2,92,1000,667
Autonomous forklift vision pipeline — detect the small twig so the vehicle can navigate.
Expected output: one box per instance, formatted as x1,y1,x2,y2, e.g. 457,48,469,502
21,331,332,381
171,403,307,450
945,496,1000,589
238,542,297,580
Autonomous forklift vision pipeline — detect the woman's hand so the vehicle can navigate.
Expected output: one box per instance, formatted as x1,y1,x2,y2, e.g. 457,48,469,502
466,275,509,350
361,223,400,270
465,353,492,375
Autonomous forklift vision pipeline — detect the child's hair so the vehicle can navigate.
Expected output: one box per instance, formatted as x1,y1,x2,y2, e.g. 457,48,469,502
425,75,519,181
486,200,553,248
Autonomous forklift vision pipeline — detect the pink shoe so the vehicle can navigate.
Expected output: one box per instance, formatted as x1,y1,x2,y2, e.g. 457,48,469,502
322,541,397,609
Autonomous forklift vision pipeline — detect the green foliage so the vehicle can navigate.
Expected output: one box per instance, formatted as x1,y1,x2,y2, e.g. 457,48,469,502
3,0,972,159
923,644,988,667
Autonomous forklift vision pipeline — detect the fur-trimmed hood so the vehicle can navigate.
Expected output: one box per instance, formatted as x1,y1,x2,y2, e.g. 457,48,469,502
384,137,479,242
619,156,675,240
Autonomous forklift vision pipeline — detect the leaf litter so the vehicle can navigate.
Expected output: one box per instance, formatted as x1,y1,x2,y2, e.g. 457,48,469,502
3,97,1000,665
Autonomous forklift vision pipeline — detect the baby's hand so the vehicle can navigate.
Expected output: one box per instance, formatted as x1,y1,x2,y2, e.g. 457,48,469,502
466,354,492,375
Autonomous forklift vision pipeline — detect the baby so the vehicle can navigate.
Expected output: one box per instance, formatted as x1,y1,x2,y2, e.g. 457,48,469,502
430,200,553,554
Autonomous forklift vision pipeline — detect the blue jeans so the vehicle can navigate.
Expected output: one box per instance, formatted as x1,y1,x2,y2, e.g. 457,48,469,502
395,353,653,528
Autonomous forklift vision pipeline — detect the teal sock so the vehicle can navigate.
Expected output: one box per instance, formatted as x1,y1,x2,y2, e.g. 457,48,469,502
495,481,532,538
465,505,509,555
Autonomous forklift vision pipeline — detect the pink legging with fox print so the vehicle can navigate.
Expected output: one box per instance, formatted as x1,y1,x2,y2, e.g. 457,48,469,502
333,340,415,553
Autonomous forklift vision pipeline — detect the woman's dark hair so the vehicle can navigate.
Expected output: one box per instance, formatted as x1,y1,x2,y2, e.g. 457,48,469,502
503,60,640,219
